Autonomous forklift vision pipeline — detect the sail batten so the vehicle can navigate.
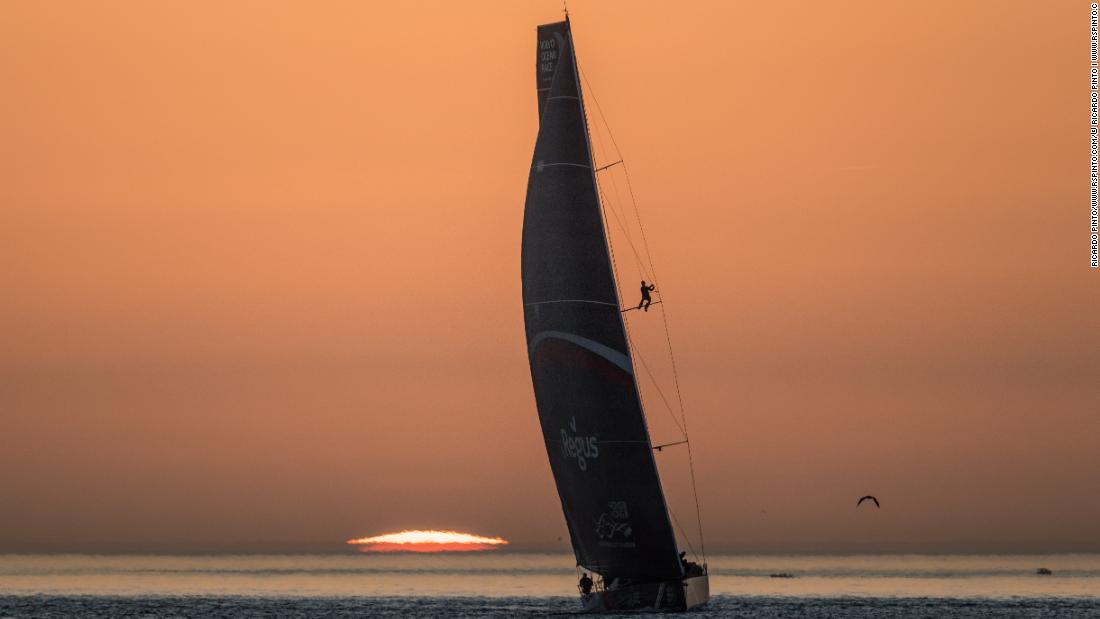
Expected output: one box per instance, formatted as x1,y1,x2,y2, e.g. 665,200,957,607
521,18,683,583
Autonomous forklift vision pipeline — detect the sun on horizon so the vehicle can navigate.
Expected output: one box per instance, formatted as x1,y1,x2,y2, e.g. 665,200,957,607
346,529,509,553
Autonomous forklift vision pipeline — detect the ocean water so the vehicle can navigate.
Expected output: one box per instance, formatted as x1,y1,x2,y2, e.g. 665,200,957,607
1,553,1099,617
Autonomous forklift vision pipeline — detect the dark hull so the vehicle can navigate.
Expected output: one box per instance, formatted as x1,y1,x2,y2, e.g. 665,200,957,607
581,575,710,613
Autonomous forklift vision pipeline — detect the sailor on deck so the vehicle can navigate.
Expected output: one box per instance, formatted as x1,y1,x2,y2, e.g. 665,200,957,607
579,572,593,595
638,281,656,312
679,551,704,577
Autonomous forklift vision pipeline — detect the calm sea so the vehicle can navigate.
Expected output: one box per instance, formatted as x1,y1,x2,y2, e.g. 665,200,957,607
2,553,1099,617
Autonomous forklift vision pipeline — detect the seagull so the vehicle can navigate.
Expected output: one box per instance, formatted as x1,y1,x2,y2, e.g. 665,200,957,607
857,495,880,508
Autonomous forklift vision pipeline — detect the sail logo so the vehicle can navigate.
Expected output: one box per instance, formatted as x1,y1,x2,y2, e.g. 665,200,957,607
595,501,634,542
538,37,558,73
539,38,558,73
560,416,599,471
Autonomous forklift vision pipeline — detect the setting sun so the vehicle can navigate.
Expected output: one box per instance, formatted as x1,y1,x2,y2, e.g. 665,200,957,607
346,530,509,553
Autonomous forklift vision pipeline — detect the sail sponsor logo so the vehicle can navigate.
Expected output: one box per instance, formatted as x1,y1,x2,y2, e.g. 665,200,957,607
595,500,635,546
560,416,599,471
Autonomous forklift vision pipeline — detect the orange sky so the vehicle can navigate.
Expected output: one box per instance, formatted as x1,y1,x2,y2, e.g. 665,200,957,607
1,1,1096,554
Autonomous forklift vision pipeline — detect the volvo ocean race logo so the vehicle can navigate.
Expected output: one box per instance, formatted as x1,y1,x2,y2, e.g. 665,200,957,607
560,416,598,471
595,500,635,546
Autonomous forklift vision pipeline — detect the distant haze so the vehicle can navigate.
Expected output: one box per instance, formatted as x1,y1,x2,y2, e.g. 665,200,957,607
1,1,1096,555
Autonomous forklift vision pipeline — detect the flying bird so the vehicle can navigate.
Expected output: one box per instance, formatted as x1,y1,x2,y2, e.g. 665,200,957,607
857,495,880,508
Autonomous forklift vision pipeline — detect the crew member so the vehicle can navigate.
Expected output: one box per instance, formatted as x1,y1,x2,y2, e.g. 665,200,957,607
579,572,594,595
638,280,656,312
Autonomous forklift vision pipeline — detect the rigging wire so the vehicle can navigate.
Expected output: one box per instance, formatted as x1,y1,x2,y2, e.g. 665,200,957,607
622,325,686,438
667,505,699,560
581,72,683,439
580,65,708,564
588,110,646,284
598,153,643,285
582,79,683,440
595,178,652,283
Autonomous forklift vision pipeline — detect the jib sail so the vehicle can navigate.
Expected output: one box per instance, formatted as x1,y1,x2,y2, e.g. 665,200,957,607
520,18,683,582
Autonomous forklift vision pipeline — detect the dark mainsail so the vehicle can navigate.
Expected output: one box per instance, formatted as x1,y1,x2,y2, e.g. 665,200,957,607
521,18,683,582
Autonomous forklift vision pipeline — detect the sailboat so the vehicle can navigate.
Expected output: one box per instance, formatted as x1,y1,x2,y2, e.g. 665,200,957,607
521,15,710,613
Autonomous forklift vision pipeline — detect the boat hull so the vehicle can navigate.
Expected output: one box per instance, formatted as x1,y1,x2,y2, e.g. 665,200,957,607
581,575,710,613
